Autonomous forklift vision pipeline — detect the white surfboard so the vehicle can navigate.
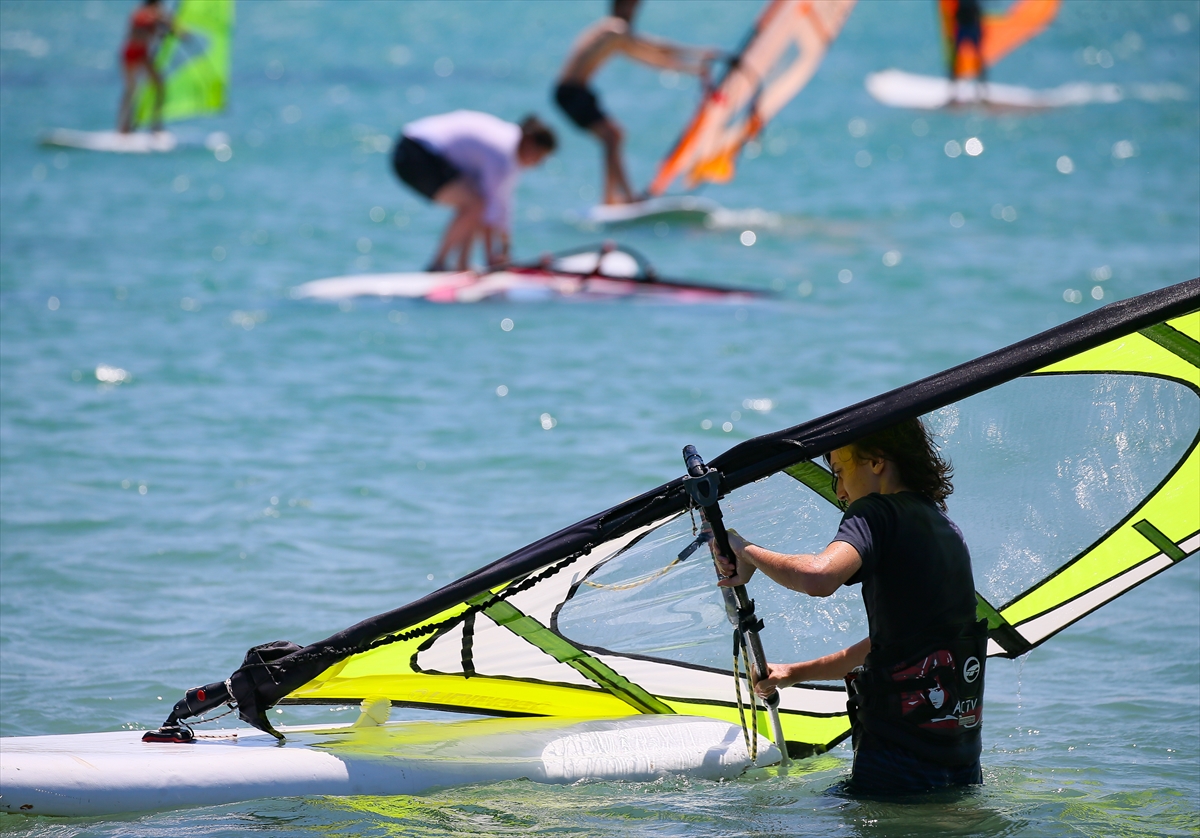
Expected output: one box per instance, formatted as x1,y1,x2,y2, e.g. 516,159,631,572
584,195,722,226
292,246,758,304
292,250,647,303
865,69,1124,110
40,129,180,153
292,269,582,303
293,270,467,301
0,715,778,818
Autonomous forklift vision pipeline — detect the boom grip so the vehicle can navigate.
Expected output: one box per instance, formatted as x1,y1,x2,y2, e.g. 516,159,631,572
680,445,735,561
682,444,706,477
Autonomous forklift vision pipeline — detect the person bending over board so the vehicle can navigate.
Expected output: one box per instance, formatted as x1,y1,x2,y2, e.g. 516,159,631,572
554,0,718,205
117,0,179,133
392,111,556,272
714,418,987,795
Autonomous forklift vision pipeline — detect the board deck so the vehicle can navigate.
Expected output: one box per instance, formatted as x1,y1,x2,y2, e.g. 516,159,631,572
864,69,1122,110
0,716,778,817
294,270,463,300
39,129,180,153
585,196,721,226
293,246,760,304
293,270,756,303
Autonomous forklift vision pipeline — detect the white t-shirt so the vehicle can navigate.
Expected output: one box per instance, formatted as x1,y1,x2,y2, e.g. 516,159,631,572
403,110,521,231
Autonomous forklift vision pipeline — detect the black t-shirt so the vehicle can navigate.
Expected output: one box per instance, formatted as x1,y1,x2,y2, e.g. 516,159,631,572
835,492,977,661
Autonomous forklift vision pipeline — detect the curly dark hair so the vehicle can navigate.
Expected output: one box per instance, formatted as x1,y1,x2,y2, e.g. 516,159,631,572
828,417,954,510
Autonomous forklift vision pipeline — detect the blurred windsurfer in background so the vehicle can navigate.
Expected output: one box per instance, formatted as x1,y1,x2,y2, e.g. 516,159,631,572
948,0,986,84
392,111,556,272
554,0,719,205
714,418,987,795
117,0,178,133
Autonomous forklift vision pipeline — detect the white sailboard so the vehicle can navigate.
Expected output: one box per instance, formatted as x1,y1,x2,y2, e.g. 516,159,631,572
584,195,722,226
0,715,776,818
293,244,764,303
39,128,180,154
864,69,1124,111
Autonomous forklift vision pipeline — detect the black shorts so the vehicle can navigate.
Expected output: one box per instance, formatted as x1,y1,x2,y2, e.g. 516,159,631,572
846,727,982,795
554,82,606,130
955,22,982,46
391,135,461,200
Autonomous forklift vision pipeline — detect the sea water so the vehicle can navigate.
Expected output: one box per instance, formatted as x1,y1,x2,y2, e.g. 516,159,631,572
0,1,1197,835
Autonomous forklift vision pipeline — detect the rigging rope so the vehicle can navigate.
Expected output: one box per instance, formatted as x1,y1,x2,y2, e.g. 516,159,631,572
582,531,705,591
732,630,760,762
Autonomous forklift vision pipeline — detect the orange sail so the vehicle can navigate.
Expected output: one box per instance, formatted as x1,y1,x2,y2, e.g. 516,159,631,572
941,0,1061,79
648,0,855,197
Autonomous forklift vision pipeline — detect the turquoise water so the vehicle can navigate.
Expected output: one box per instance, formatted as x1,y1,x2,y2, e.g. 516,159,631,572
1,0,1198,835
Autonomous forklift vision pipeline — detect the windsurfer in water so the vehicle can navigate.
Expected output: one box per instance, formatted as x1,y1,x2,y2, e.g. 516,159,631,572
117,0,179,133
392,111,556,272
714,417,987,794
554,0,719,205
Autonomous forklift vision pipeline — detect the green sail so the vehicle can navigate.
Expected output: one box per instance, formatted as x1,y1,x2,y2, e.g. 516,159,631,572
134,0,234,126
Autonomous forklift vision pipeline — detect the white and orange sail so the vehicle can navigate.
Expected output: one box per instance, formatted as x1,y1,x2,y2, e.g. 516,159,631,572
648,0,856,197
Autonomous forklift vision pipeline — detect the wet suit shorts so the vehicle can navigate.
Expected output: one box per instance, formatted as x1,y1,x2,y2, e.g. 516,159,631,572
392,135,461,200
554,82,606,130
847,727,982,795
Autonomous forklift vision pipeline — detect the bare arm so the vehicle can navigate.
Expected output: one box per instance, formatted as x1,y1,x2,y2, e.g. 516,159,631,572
715,531,862,598
754,637,871,696
156,12,190,44
620,33,715,75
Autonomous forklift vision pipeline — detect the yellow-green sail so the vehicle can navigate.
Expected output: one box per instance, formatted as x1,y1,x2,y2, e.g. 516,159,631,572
134,0,234,126
986,314,1199,649
164,281,1198,759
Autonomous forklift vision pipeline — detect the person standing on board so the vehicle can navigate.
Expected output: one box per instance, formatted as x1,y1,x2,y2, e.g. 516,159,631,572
948,0,987,84
713,418,987,794
392,111,556,272
554,0,718,205
117,0,178,133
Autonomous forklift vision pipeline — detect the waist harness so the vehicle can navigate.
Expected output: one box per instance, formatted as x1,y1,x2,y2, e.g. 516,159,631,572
845,619,988,762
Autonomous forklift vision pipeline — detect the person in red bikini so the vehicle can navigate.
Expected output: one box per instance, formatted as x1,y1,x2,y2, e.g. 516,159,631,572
117,0,178,133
